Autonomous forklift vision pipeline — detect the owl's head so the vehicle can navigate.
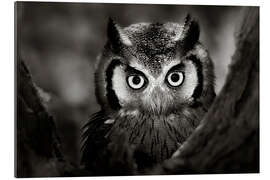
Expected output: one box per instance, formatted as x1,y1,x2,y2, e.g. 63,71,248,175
95,15,215,116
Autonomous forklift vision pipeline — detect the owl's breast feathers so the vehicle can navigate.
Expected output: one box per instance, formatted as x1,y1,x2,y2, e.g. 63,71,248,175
81,107,204,171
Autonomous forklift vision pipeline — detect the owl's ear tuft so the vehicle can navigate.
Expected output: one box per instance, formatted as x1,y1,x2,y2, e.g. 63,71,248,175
180,14,200,52
107,17,132,51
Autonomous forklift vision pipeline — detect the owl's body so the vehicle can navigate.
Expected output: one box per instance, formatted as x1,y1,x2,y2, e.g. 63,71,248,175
82,15,215,174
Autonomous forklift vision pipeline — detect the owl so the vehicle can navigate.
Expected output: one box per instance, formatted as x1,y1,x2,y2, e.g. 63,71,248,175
81,14,216,174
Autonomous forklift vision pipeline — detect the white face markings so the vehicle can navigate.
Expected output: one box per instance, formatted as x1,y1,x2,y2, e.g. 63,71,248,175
112,65,131,105
129,57,199,99
129,59,181,101
111,57,199,110
179,60,198,99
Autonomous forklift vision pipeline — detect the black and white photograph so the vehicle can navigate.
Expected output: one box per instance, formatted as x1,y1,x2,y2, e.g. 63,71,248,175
15,1,259,177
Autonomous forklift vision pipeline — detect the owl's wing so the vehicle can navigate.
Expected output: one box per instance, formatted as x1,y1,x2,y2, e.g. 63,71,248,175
81,111,138,175
81,111,112,171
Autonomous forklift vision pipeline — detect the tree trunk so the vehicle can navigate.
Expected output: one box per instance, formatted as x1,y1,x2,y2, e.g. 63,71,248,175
153,7,259,174
16,60,76,177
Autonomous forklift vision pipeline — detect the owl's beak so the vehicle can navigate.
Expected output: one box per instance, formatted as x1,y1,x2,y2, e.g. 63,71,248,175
145,86,170,114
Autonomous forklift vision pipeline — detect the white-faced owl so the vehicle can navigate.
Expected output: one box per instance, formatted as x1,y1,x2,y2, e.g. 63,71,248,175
81,14,216,174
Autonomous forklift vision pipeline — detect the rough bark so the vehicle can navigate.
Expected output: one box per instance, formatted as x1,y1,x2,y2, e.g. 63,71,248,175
153,7,259,174
16,7,259,176
16,60,76,177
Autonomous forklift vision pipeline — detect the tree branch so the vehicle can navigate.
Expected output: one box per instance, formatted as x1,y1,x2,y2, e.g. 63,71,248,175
16,60,75,177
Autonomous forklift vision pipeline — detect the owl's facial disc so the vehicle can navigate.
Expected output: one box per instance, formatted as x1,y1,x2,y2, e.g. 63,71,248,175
109,57,200,114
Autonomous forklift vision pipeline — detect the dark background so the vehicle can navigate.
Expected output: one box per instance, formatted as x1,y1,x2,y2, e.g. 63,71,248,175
17,2,243,166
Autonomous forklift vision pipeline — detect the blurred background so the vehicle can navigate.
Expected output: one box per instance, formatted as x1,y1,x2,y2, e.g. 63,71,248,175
16,2,243,166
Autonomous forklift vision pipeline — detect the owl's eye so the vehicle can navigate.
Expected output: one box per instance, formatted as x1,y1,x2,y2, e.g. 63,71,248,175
127,75,145,90
166,72,184,87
